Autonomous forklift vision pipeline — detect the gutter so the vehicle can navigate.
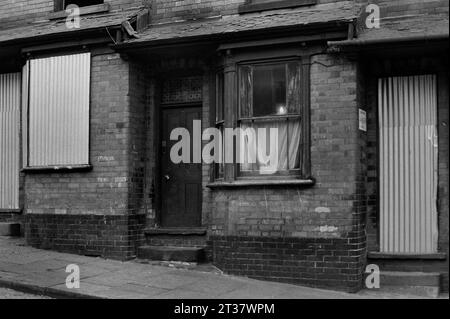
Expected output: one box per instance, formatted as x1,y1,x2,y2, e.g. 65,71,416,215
328,33,449,49
0,25,121,47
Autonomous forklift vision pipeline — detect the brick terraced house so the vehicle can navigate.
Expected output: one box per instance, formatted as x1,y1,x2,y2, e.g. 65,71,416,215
0,0,448,293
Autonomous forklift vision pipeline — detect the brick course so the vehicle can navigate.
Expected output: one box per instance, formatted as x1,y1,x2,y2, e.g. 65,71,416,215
25,213,145,260
210,235,365,292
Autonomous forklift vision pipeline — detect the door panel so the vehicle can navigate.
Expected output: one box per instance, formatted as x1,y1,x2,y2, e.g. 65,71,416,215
378,75,438,254
161,106,202,227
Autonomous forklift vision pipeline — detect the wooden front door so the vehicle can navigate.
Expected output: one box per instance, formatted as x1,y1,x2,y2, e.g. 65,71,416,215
160,106,202,227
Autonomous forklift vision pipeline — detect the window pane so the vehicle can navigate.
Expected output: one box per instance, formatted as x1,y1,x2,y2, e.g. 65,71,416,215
215,125,225,178
239,66,253,117
287,62,301,114
239,118,301,174
216,72,224,122
28,53,90,166
253,64,286,117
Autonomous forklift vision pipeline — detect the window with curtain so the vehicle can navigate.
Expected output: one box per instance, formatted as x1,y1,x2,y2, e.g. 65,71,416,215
238,61,302,176
27,53,91,167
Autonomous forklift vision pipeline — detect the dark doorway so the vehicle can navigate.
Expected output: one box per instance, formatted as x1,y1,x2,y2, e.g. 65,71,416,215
160,106,202,227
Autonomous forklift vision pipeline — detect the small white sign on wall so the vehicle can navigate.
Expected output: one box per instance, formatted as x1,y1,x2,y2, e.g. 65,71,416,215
359,109,367,132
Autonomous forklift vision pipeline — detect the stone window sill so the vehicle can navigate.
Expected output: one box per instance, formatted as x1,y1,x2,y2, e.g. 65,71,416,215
207,178,315,188
22,164,93,173
368,252,447,260
48,3,110,20
238,0,317,14
0,209,22,214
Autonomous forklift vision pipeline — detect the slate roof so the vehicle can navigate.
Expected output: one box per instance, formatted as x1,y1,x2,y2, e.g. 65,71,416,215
0,7,145,45
329,13,449,48
122,2,362,46
356,13,449,41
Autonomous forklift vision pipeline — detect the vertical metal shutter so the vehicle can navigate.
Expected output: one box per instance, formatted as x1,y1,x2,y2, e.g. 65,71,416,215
0,73,21,209
379,75,438,254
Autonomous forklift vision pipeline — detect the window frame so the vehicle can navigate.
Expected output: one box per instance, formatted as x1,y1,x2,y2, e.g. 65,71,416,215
236,58,303,179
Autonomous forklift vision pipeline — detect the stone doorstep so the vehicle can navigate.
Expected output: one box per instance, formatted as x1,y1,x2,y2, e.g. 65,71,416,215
376,271,441,298
138,245,206,263
0,222,21,237
381,271,441,287
144,227,208,248
144,227,207,236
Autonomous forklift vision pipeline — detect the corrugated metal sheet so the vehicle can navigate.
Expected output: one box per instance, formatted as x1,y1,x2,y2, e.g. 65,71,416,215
28,53,90,166
379,74,438,254
0,73,21,209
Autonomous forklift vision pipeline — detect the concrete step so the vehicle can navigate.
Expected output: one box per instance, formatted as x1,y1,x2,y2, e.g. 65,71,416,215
144,228,207,247
381,271,440,287
138,245,206,262
0,222,21,237
377,271,441,298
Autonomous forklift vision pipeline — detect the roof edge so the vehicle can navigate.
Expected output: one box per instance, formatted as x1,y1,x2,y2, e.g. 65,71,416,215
114,19,355,51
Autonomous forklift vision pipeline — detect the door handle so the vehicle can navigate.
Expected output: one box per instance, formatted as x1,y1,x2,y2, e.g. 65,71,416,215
164,174,170,181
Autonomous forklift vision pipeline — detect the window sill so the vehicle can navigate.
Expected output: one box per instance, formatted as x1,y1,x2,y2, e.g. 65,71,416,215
207,178,315,188
48,3,110,20
238,0,317,14
22,164,93,173
368,252,447,260
0,208,22,214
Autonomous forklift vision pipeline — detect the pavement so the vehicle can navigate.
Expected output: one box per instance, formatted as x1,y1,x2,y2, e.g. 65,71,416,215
0,287,50,299
0,237,447,299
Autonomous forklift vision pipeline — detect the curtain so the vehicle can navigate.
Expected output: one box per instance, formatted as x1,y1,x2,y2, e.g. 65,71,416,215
240,119,301,174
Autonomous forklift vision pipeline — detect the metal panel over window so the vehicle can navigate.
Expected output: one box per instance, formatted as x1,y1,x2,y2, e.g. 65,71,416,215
28,53,90,167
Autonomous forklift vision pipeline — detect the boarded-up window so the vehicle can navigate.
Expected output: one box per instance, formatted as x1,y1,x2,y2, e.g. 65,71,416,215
27,53,90,167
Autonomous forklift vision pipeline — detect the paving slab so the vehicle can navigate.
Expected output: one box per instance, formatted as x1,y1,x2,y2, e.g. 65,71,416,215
0,237,444,299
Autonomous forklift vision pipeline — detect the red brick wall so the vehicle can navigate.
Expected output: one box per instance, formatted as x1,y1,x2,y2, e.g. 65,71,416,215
0,0,147,25
23,50,147,259
207,52,366,291
366,0,449,16
210,54,360,239
150,0,357,22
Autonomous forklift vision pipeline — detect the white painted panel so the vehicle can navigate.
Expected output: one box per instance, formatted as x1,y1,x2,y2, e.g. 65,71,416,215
379,75,438,254
0,73,21,209
28,53,90,166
